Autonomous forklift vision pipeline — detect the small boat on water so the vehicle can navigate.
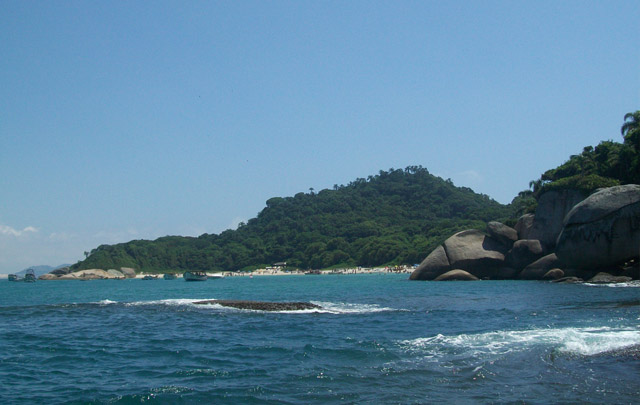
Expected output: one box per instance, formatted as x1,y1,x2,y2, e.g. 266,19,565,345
163,273,177,280
142,275,159,280
8,274,20,282
23,269,36,282
183,271,207,281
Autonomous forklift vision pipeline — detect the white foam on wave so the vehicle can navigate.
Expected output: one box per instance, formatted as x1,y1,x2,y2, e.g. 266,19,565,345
311,301,400,314
584,281,640,288
401,326,640,356
95,298,401,314
96,299,118,305
123,298,210,307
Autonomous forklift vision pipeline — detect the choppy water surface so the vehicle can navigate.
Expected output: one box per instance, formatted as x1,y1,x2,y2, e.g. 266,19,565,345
1,275,639,404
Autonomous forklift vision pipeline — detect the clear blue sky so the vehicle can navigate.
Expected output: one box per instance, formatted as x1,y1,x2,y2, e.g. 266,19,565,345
1,1,638,272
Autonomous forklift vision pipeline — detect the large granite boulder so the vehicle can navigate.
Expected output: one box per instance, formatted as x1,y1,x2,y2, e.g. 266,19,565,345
39,273,61,280
409,245,450,280
519,253,563,280
443,230,507,279
555,184,640,270
434,269,479,281
506,239,545,270
107,269,125,279
528,189,587,250
50,266,71,276
515,214,535,240
410,229,507,280
120,267,137,278
486,221,518,249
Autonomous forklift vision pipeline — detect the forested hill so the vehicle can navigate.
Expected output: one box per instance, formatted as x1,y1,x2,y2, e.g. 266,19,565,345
73,167,512,272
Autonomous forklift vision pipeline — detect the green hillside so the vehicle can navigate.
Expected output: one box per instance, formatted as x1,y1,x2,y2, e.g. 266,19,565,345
73,166,511,272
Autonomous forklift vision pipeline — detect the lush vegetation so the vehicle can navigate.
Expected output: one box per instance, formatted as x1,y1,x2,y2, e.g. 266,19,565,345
73,167,512,272
527,111,640,199
72,111,639,273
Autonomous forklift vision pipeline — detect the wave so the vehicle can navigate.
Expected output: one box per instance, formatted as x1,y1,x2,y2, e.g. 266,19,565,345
583,281,640,288
90,298,401,314
400,326,640,357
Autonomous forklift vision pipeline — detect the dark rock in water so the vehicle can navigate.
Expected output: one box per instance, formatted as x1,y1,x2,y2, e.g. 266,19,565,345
495,266,519,279
587,272,632,284
543,268,564,280
193,300,321,311
556,184,640,271
434,269,479,281
519,253,563,280
550,276,584,284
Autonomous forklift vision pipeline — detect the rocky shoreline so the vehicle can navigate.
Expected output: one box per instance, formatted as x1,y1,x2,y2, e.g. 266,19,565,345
411,184,640,282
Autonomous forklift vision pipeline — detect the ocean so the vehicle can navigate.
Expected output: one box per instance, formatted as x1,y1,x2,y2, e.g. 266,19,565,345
1,274,639,404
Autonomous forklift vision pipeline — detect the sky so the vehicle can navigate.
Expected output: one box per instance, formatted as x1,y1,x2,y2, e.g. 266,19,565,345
1,1,639,272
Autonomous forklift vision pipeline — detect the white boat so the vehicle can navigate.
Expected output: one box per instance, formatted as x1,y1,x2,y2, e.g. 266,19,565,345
183,271,207,281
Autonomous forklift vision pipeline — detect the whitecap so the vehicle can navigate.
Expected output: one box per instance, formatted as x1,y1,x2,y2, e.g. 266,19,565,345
311,301,401,314
584,281,640,288
401,326,640,357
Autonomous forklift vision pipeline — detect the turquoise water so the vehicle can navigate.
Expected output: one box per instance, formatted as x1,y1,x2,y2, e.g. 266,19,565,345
1,274,640,403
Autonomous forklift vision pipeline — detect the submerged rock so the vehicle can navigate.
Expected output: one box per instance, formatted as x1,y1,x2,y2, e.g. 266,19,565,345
193,300,321,311
434,269,479,281
587,272,632,284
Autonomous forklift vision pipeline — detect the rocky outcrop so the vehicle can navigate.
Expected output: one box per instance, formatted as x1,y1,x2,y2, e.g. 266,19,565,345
555,185,640,270
410,245,450,280
587,272,632,284
506,239,545,271
515,214,535,240
486,221,518,249
40,269,127,280
519,254,563,280
193,300,321,311
434,269,479,281
543,268,564,280
528,189,587,250
410,229,507,280
120,267,137,278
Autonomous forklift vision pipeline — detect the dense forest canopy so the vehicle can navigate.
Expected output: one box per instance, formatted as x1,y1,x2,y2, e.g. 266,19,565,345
526,110,640,198
72,111,639,273
73,167,512,272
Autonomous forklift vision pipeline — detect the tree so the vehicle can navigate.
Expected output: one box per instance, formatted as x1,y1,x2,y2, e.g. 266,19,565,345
621,110,640,151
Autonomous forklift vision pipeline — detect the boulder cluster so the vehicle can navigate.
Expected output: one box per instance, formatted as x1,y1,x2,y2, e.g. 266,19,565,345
39,267,136,280
410,184,640,282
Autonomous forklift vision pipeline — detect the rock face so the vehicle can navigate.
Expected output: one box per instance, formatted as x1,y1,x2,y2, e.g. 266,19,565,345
519,254,563,280
193,300,321,311
410,230,507,280
442,230,507,279
434,269,479,281
486,221,518,249
528,189,587,250
120,267,137,278
506,239,545,270
410,245,450,280
587,272,632,284
555,184,640,270
515,214,535,240
41,269,127,280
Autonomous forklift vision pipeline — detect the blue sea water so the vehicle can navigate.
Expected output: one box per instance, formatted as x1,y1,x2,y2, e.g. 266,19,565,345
1,274,640,404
